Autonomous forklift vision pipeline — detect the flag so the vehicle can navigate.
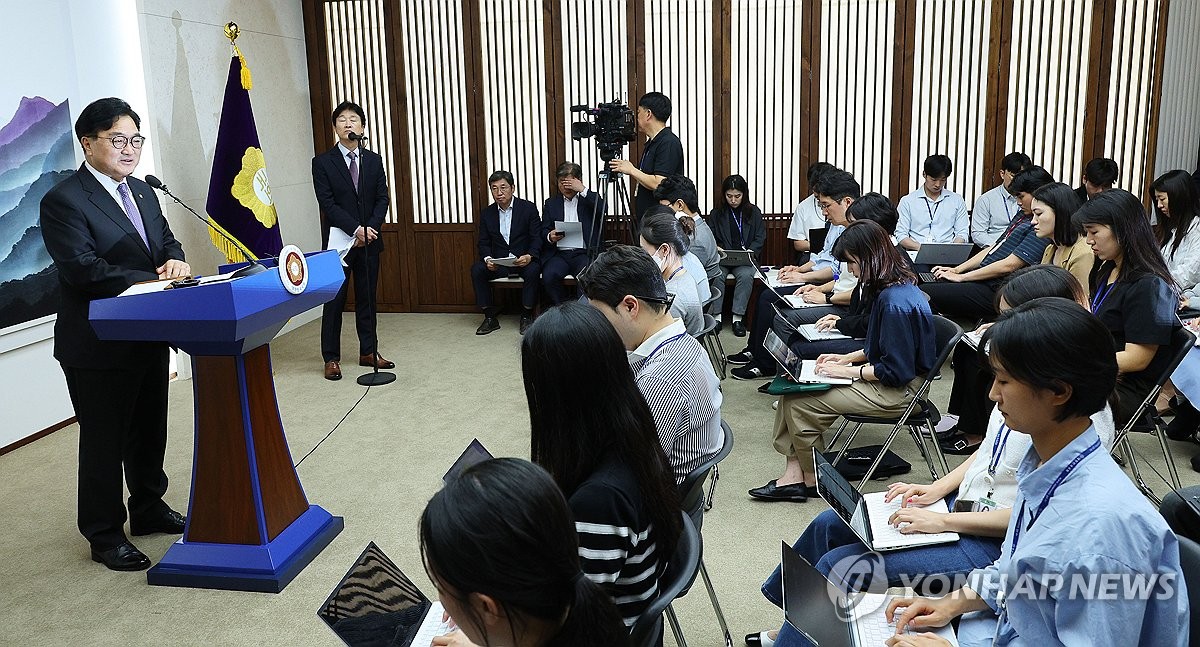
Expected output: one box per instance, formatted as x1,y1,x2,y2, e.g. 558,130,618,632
205,35,283,262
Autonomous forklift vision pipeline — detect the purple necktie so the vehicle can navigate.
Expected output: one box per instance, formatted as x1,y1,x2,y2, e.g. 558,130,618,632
116,183,150,248
348,150,359,191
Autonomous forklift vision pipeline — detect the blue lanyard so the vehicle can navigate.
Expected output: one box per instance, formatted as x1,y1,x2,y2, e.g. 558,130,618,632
666,265,685,282
1091,279,1117,312
643,333,687,363
1010,437,1101,553
731,208,745,246
987,424,1012,478
924,197,943,235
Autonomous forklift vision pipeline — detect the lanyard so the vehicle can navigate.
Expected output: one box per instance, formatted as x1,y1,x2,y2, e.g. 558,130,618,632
987,424,1012,479
731,208,745,247
643,333,687,363
1091,279,1117,312
1010,437,1101,553
666,265,685,282
924,197,943,236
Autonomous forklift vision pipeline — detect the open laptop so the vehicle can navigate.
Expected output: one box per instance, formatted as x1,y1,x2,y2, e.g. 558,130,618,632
814,450,959,551
781,542,959,646
719,248,756,266
911,243,973,266
797,323,851,342
764,330,854,385
756,267,825,309
317,542,453,646
443,438,494,484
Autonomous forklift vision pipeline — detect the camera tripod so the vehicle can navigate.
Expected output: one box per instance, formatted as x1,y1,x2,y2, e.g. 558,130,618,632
586,165,637,261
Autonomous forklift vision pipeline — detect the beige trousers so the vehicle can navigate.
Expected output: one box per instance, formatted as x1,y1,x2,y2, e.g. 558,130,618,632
772,378,922,472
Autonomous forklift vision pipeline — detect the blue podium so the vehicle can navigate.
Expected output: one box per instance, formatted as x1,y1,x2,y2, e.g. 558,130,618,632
90,250,345,592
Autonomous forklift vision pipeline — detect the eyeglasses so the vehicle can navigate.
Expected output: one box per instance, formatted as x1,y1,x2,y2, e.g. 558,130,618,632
635,293,676,307
95,135,146,149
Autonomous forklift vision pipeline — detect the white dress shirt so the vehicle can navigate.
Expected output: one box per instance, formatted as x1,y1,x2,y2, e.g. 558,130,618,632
787,194,825,240
498,203,513,244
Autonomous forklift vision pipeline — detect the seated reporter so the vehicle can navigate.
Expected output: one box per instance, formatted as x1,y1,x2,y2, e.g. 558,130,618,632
640,206,705,334
522,302,682,626
542,161,604,305
709,174,765,335
655,174,722,296
749,220,936,502
919,167,1052,322
1029,182,1092,289
421,459,630,647
886,299,1188,647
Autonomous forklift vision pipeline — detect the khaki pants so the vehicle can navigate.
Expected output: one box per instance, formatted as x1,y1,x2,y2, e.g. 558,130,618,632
772,378,922,472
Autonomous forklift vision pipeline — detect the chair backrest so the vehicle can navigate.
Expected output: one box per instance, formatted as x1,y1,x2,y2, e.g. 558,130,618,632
702,284,722,309
1117,326,1196,437
887,315,962,427
694,313,719,339
628,512,701,647
679,419,734,524
1176,534,1200,641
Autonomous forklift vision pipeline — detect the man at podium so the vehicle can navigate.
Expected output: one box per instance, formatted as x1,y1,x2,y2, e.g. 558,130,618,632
40,97,190,571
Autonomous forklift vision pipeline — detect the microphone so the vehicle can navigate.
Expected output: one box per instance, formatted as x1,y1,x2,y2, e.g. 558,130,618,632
145,175,268,277
347,131,368,142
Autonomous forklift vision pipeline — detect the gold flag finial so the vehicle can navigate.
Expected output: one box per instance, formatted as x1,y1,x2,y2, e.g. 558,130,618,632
224,22,252,91
224,22,240,42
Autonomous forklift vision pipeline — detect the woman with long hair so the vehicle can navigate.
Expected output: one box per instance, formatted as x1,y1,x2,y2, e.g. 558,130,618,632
1077,188,1181,427
522,302,682,627
1029,182,1092,289
749,220,936,502
640,206,703,334
421,459,630,647
709,174,766,336
1152,169,1200,298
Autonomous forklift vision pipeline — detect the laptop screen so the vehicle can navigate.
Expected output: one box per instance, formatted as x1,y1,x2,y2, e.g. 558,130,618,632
814,450,864,526
763,329,801,380
443,438,494,484
781,542,855,647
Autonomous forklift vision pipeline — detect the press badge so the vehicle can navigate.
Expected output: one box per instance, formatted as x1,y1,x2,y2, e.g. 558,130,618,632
974,496,998,512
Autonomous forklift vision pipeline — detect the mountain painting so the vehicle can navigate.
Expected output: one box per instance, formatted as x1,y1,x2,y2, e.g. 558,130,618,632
0,96,75,332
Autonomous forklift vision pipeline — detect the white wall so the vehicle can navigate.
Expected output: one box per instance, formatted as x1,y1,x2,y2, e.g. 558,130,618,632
0,0,319,449
1155,0,1200,176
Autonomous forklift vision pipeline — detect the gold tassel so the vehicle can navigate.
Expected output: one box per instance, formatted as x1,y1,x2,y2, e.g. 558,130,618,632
224,22,253,91
206,216,257,263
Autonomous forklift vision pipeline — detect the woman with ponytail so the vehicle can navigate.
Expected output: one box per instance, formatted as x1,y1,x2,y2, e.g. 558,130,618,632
640,205,704,334
421,458,630,647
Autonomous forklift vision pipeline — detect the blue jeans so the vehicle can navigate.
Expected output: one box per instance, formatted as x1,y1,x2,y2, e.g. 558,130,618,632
762,508,1002,647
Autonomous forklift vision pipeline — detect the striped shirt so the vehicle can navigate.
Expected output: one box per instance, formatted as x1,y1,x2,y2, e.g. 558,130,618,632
569,457,661,627
629,320,723,484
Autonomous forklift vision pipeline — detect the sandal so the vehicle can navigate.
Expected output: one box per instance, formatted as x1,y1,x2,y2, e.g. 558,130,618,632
938,428,982,455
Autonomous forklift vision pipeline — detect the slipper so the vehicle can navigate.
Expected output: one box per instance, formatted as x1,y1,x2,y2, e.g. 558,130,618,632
939,429,982,455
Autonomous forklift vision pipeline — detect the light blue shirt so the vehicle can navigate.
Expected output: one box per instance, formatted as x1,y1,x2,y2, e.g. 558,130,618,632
957,426,1188,646
498,203,514,244
681,252,712,302
896,187,969,244
810,224,845,273
971,184,1022,247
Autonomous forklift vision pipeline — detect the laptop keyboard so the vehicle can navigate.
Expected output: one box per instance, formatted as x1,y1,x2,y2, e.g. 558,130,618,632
919,272,938,283
411,602,453,644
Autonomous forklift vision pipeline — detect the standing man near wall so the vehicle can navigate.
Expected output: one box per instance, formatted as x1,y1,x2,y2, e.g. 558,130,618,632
609,92,685,222
314,101,394,381
40,97,190,571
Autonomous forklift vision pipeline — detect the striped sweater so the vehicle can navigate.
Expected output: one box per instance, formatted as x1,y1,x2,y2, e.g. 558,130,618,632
569,457,661,627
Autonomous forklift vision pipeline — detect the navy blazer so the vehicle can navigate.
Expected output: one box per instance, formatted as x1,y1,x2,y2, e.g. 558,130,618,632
313,144,389,253
541,190,605,257
40,165,185,368
478,197,541,261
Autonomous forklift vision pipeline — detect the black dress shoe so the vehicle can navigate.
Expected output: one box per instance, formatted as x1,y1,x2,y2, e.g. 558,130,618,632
476,316,501,335
732,320,747,337
519,311,535,335
91,542,151,571
748,480,817,502
131,510,186,536
757,381,773,394
1167,399,1200,440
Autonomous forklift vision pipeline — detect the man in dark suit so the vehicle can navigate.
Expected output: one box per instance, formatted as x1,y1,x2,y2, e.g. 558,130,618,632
40,97,190,571
314,101,393,380
470,170,541,335
541,161,604,305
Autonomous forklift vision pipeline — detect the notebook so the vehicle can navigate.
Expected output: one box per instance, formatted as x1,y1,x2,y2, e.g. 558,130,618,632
814,450,959,551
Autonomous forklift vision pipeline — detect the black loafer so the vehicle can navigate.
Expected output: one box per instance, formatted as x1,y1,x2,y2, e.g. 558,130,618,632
476,316,500,335
749,480,817,502
131,509,186,536
732,321,747,337
91,542,152,571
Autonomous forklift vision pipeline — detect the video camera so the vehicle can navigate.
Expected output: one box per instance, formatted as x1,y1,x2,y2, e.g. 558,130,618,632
570,98,637,163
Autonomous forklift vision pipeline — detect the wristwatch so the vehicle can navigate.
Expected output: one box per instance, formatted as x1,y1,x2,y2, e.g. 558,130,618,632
825,292,834,304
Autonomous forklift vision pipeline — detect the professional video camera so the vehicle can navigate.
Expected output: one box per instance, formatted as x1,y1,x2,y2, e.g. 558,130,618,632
570,99,637,162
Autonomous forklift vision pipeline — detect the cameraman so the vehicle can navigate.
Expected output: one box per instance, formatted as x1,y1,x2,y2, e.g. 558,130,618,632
609,92,685,221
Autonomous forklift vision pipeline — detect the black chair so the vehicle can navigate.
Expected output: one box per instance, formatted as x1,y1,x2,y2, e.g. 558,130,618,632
1177,535,1200,643
628,512,700,647
827,315,962,489
1114,326,1196,503
695,313,727,380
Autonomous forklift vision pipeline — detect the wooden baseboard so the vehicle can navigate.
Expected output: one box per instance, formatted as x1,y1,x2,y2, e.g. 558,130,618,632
0,417,76,456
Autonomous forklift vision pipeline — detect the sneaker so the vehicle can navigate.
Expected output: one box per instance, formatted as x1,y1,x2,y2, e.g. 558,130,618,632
726,350,754,365
519,311,535,335
731,365,765,381
475,316,500,335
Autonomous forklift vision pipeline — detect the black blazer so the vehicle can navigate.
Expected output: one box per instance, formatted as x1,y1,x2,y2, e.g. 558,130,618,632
40,165,185,368
313,144,390,253
478,197,541,261
709,204,766,256
541,190,604,257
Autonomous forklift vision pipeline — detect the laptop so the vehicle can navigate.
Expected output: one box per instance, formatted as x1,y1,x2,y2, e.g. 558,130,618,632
797,323,852,342
443,438,494,484
764,330,854,385
814,450,959,551
720,248,756,266
756,267,824,309
781,542,960,647
911,243,973,266
318,542,453,646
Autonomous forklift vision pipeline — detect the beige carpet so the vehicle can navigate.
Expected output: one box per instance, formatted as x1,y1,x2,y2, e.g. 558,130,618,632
2,312,1196,646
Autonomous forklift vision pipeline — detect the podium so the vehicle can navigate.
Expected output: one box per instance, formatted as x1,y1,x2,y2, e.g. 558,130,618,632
89,250,345,592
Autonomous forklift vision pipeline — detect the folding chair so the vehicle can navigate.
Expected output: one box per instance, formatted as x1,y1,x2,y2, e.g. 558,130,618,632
694,313,727,380
827,315,962,489
628,513,700,647
1113,326,1196,504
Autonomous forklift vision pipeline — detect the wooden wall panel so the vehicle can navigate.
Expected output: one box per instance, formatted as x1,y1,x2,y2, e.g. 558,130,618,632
412,228,479,312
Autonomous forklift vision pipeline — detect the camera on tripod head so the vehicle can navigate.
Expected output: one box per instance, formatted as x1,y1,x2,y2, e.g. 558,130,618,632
570,98,637,163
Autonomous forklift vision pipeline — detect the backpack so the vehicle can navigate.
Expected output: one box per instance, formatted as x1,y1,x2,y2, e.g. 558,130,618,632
821,445,911,481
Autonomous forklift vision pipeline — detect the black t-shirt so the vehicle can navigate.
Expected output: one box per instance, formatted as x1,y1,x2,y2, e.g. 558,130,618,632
1092,268,1179,386
633,127,684,218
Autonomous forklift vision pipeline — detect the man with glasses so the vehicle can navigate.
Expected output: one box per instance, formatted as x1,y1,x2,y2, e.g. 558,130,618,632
578,245,722,485
608,92,685,222
40,97,190,571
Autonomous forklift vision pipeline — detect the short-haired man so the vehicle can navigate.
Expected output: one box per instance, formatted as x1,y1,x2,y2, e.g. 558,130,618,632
971,151,1031,247
777,169,861,286
788,162,837,262
1076,157,1119,201
471,170,542,335
896,154,969,250
655,174,722,297
314,101,393,380
608,92,685,221
921,166,1054,321
541,162,603,305
41,97,191,571
578,245,722,486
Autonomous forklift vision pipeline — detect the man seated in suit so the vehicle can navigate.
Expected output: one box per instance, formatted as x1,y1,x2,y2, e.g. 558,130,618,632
40,97,190,571
471,170,542,335
541,161,603,305
314,100,393,380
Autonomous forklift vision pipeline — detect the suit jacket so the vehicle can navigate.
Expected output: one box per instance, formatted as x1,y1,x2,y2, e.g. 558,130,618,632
40,165,185,368
313,144,390,253
708,204,766,256
478,197,541,261
541,190,604,258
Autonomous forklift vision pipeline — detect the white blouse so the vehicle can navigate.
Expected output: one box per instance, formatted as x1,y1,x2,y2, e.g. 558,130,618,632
1162,218,1200,297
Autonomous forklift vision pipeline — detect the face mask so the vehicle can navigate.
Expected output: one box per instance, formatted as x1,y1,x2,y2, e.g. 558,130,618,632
652,253,668,271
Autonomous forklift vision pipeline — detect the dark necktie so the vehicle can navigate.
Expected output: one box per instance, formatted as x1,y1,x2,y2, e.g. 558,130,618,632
348,151,359,191
116,183,150,248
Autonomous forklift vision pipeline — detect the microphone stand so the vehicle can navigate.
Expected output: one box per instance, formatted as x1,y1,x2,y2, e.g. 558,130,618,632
348,133,395,387
146,176,267,278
